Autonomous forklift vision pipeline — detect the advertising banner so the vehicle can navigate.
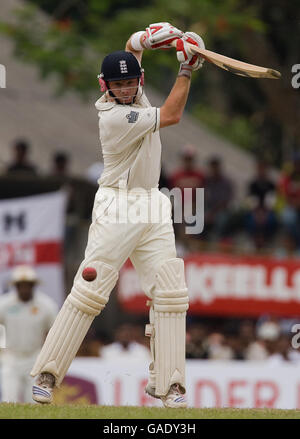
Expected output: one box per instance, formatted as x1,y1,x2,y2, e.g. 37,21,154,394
118,254,300,317
55,358,300,409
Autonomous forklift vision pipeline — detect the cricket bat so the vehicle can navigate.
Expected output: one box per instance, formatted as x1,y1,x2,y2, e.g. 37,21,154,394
172,40,281,79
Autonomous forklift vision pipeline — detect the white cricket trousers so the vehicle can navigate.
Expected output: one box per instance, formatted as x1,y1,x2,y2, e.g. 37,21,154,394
85,187,177,298
1,351,37,403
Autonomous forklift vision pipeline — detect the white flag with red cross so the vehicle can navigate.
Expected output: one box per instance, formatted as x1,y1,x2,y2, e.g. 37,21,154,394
0,191,67,306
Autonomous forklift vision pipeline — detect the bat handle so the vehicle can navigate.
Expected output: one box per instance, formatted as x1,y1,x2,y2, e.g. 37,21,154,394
170,39,195,56
170,40,178,48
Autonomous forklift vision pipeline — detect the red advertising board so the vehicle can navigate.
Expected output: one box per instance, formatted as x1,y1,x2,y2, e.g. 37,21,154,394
118,253,300,317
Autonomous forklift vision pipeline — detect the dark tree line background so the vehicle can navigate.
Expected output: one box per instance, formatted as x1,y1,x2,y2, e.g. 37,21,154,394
1,0,299,167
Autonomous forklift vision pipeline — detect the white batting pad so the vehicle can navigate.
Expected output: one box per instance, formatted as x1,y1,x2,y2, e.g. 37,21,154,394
30,300,94,386
152,258,189,396
31,261,118,386
154,310,187,396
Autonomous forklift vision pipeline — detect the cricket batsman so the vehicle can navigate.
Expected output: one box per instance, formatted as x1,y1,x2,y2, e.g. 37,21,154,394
31,22,205,408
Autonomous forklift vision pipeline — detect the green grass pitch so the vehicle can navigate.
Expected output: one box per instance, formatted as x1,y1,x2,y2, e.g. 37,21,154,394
0,403,300,419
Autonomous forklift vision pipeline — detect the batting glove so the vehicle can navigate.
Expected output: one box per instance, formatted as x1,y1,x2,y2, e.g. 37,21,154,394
176,32,205,71
143,22,184,50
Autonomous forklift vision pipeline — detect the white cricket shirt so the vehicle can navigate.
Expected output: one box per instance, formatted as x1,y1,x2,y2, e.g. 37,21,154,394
95,90,161,190
0,290,58,355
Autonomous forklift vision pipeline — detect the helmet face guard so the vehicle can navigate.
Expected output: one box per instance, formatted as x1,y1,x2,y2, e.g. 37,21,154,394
98,51,144,102
98,72,144,92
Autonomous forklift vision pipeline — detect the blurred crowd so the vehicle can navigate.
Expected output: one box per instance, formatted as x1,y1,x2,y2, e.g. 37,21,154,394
185,316,300,364
2,138,300,258
1,138,103,184
159,143,300,258
77,317,300,365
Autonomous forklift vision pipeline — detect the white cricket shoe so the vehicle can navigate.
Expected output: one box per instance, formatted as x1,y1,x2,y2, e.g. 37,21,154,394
32,372,55,404
160,383,187,408
145,383,160,399
146,383,187,408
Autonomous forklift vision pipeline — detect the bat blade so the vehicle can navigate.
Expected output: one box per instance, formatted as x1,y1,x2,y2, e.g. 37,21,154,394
186,43,281,79
173,40,281,79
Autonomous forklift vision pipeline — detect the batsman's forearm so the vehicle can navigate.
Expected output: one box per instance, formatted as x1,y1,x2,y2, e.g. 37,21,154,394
160,76,191,127
125,32,146,64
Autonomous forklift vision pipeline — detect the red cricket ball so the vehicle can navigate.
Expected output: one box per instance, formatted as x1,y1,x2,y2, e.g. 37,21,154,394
82,267,97,282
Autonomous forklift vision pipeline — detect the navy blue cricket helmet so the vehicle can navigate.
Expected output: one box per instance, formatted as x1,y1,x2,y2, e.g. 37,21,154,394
98,51,144,91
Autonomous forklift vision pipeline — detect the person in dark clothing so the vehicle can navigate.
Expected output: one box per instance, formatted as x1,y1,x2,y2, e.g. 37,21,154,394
204,156,234,239
245,160,277,250
51,151,70,177
6,139,37,175
248,160,276,207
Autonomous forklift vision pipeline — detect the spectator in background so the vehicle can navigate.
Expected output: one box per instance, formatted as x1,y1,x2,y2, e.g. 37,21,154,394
278,153,300,249
6,139,37,175
51,151,70,178
186,323,208,359
238,320,256,351
169,144,204,213
247,160,276,207
244,203,278,251
205,332,234,360
245,319,281,361
48,151,79,257
266,334,294,365
0,265,58,403
226,333,246,360
204,156,235,240
100,323,151,361
244,159,277,251
168,144,204,240
169,144,204,204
